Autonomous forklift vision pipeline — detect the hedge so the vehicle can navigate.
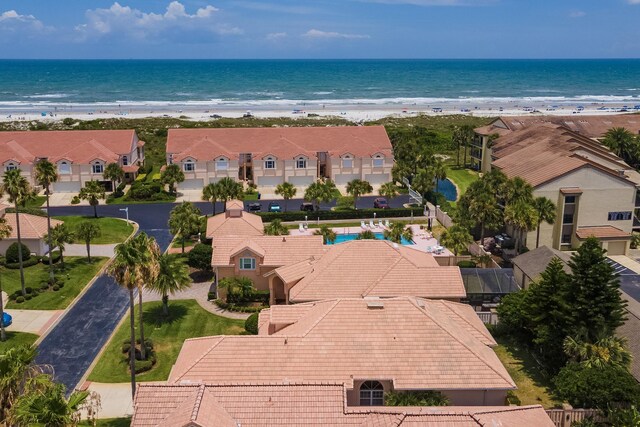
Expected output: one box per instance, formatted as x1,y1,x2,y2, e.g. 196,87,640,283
6,257,39,269
6,207,47,217
6,242,32,263
245,313,259,335
214,299,267,313
257,207,423,223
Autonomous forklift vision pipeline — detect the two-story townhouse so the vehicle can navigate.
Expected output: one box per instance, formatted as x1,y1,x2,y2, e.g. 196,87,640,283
165,126,394,191
0,130,145,192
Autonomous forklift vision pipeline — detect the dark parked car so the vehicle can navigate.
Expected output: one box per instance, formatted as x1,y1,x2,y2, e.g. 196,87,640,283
373,197,389,209
300,202,314,212
247,202,261,212
268,202,282,213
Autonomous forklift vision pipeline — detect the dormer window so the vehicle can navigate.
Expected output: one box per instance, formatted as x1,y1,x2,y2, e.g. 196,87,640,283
92,162,104,174
264,157,276,169
359,381,384,406
239,257,256,270
342,155,353,168
216,158,228,171
58,161,71,175
372,155,384,168
5,163,17,172
296,157,307,169
122,156,128,166
183,160,195,172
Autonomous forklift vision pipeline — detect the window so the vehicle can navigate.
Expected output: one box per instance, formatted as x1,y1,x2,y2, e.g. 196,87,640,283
561,233,572,244
563,214,574,224
296,158,307,169
372,156,384,168
5,163,17,171
239,257,256,270
564,195,576,204
122,156,128,166
359,381,384,406
183,161,195,172
343,158,353,168
264,159,276,169
92,162,103,174
216,159,228,170
608,211,632,221
58,162,71,174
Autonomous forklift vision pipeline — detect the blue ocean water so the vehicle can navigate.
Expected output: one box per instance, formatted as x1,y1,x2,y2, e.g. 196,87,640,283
0,59,639,109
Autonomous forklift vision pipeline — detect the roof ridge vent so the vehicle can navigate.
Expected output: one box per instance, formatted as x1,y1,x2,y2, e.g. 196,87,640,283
366,300,384,309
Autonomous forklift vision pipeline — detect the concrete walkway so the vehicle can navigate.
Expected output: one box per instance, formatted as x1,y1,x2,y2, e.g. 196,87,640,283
64,243,117,258
5,309,63,335
83,382,136,419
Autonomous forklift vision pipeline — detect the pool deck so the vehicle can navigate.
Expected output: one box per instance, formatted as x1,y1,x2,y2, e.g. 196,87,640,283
290,223,452,256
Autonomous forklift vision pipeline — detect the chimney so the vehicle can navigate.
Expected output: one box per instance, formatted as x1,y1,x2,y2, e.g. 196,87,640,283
282,237,286,242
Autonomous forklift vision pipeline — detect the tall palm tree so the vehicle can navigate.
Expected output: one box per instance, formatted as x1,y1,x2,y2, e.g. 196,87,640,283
75,221,101,262
304,181,323,211
432,159,447,194
217,177,244,211
34,159,58,283
103,163,125,191
304,179,337,211
160,164,185,194
0,217,12,342
275,182,296,212
384,221,413,244
168,202,202,253
0,344,39,419
147,254,190,316
78,180,106,218
504,200,538,253
346,179,373,209
504,177,534,206
201,182,221,216
1,169,31,296
131,233,160,361
469,192,502,244
264,219,289,236
533,196,556,248
107,239,142,398
603,127,636,165
459,125,475,168
46,224,74,266
313,224,337,244
378,182,399,200
440,225,473,256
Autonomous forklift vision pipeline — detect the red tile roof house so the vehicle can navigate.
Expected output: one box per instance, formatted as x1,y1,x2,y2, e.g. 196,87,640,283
0,203,63,256
165,126,394,192
0,129,145,193
168,297,516,407
131,383,555,426
266,239,466,305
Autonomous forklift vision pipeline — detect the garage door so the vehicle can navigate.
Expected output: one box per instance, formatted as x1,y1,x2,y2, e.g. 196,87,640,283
288,176,315,186
257,176,284,187
334,174,360,185
52,181,81,193
607,241,627,256
178,179,204,190
365,173,390,185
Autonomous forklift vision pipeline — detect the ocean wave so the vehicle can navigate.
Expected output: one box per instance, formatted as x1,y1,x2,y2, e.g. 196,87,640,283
23,93,69,99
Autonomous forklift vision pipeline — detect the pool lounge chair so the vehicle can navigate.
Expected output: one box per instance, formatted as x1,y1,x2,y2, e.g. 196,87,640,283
378,219,384,228
385,220,390,227
369,220,376,229
298,223,305,233
361,220,367,229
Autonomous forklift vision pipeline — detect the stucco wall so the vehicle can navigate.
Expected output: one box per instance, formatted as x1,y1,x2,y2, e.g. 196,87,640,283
0,238,46,256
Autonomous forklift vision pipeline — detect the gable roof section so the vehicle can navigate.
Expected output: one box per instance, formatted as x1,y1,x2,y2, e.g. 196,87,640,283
285,240,466,302
576,225,631,240
166,126,393,162
0,130,138,165
132,383,554,426
212,235,325,267
5,214,63,239
168,297,514,390
205,210,264,239
511,246,572,282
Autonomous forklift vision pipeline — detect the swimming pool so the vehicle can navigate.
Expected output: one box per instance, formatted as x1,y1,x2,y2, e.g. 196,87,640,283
329,232,414,246
436,178,458,201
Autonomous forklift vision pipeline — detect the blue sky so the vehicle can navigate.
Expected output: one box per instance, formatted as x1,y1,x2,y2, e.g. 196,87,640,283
0,0,638,59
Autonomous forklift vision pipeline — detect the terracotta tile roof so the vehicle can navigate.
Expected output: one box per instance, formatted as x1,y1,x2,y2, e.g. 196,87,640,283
269,257,316,283
212,235,326,267
132,383,553,426
575,225,631,240
225,200,244,211
205,210,264,239
281,240,466,302
169,297,514,390
0,130,138,165
4,213,63,239
122,165,140,173
166,126,393,162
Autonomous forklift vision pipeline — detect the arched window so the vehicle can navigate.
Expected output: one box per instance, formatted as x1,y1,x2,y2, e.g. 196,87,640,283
92,162,104,174
58,161,71,174
216,157,228,171
264,156,276,170
183,160,195,172
372,155,384,168
296,156,307,169
5,163,17,172
359,381,384,406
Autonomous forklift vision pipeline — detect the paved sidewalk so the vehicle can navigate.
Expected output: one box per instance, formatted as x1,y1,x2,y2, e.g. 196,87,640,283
64,243,117,257
83,382,136,419
5,309,63,335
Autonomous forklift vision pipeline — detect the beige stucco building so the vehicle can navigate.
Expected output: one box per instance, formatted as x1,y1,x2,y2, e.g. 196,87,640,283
0,203,63,256
0,129,144,192
165,126,394,191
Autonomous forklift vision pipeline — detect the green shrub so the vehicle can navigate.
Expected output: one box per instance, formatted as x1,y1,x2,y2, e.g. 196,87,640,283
6,207,48,217
257,207,423,223
6,257,40,269
214,299,266,313
71,196,80,205
632,232,640,249
384,390,448,406
116,182,127,192
506,390,521,405
6,242,31,264
126,181,173,201
187,243,213,270
207,291,216,300
24,294,32,300
15,296,24,303
335,196,355,211
245,313,259,335
135,173,147,182
25,287,33,294
134,359,154,374
52,285,60,291
40,251,61,265
457,260,476,268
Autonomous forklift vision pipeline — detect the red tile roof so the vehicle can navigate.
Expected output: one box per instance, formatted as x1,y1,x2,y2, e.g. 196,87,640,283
132,383,554,427
0,130,139,165
166,126,393,162
212,235,325,267
5,213,63,239
205,210,264,239
169,297,514,391
576,225,631,240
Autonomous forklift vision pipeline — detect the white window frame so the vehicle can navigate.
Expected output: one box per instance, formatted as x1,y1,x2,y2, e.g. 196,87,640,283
296,158,307,169
122,156,128,166
359,381,384,406
372,156,384,168
58,161,71,175
342,158,353,168
92,162,104,174
183,161,195,172
239,257,256,270
264,159,276,169
5,163,17,172
216,158,228,171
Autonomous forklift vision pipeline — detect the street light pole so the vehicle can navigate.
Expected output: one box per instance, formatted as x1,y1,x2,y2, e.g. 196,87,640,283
119,207,129,224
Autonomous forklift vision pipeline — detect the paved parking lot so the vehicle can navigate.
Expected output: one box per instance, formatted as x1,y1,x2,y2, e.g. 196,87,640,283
607,257,640,302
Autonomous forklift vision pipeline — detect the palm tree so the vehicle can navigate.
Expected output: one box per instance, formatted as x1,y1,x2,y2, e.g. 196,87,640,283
103,163,125,191
432,159,447,194
356,229,377,240
108,239,142,399
168,202,202,253
201,182,221,216
1,169,31,296
0,217,11,342
313,225,337,244
411,168,435,199
504,200,538,253
75,221,101,262
440,225,473,256
384,221,413,244
468,192,502,244
304,179,337,211
563,335,632,370
533,196,556,248
458,125,475,167
217,177,244,211
79,180,106,218
0,344,39,418
275,182,296,212
46,224,74,266
147,254,190,316
161,164,185,194
452,125,463,167
378,182,399,200
218,277,254,304
603,127,637,165
34,159,58,283
503,177,534,206
346,179,373,209
264,219,289,236
131,233,160,361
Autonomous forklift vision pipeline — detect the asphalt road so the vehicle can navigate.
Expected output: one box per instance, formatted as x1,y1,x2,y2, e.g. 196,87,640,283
607,258,640,303
34,194,411,392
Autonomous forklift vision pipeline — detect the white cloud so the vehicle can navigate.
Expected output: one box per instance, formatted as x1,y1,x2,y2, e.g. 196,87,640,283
303,29,370,40
266,32,287,41
352,0,496,5
569,10,586,18
77,1,242,41
0,9,51,40
0,9,44,29
628,0,640,4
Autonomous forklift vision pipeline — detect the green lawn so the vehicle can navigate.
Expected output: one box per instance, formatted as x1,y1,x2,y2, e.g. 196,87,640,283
493,335,561,408
445,166,479,199
80,418,131,427
55,216,134,244
0,332,38,352
25,196,46,208
5,257,108,310
88,299,244,383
